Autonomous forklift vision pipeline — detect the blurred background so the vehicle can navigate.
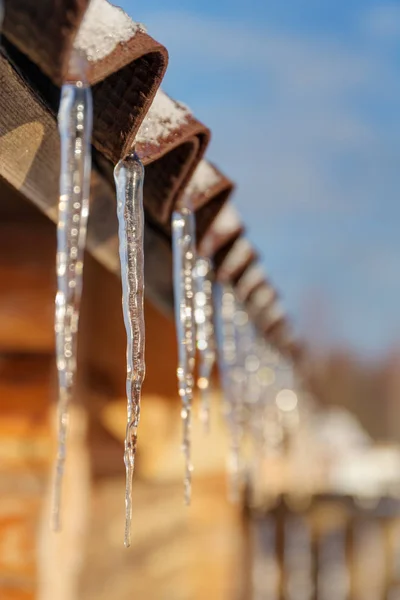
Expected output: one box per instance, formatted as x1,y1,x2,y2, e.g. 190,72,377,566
2,0,400,599
129,0,400,357
126,0,400,439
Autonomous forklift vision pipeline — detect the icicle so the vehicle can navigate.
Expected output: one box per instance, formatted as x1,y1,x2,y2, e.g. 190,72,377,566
114,152,146,548
193,256,216,432
172,207,196,505
232,301,268,498
248,337,280,462
216,284,244,501
233,310,263,490
52,52,92,531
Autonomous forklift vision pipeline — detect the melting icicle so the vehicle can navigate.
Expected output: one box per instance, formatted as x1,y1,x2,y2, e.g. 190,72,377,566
247,337,281,498
230,300,262,495
172,207,196,505
215,284,244,501
52,52,92,531
114,152,146,548
193,256,216,432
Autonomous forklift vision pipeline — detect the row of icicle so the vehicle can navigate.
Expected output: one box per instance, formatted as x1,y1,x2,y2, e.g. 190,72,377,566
38,51,298,547
51,53,147,548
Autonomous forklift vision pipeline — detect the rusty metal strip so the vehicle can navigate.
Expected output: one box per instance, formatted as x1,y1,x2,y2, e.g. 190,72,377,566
185,160,235,243
3,0,169,163
0,54,174,313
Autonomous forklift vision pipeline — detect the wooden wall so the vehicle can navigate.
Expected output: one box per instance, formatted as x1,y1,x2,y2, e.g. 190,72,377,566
0,178,242,600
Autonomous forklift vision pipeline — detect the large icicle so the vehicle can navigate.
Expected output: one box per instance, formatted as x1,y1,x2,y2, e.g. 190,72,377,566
172,207,196,505
52,53,92,531
114,152,146,548
193,257,216,432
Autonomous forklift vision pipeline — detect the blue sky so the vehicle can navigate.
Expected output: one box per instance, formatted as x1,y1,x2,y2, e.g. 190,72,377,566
120,0,400,357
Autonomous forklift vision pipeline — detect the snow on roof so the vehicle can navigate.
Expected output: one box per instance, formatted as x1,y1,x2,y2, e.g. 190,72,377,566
211,203,241,236
136,89,191,146
236,263,265,300
74,0,144,62
249,285,275,311
186,160,221,197
219,237,253,280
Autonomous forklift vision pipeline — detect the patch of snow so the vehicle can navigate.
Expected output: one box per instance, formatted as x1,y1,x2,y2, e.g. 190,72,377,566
249,285,275,310
186,160,221,196
212,203,241,236
136,90,191,145
198,204,242,257
219,238,252,280
237,263,265,300
74,0,144,62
